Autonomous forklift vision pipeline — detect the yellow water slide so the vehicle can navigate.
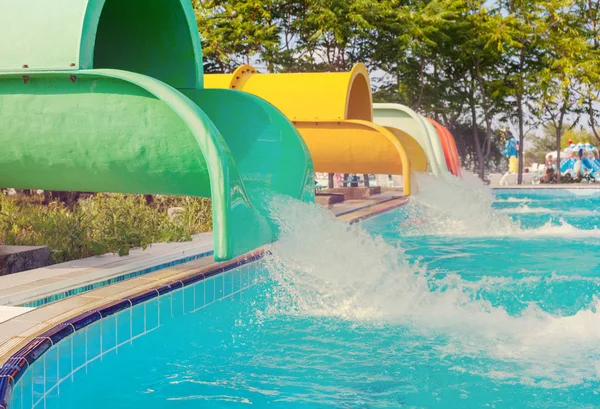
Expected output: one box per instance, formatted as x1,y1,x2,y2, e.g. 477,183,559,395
205,64,425,195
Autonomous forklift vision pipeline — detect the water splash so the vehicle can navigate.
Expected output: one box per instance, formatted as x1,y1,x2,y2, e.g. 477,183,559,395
261,179,600,388
500,204,600,217
405,173,600,238
405,173,523,235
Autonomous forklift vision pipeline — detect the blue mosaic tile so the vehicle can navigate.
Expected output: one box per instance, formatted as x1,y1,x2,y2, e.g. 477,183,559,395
183,286,194,314
116,310,131,346
43,347,58,397
71,331,86,371
159,294,172,324
241,267,249,289
145,299,159,331
171,289,184,317
130,304,145,339
214,275,224,300
86,322,102,362
205,278,215,304
19,369,33,409
31,358,44,405
9,380,20,409
194,281,206,310
57,339,72,381
223,271,233,297
233,269,242,293
100,315,117,354
0,376,13,408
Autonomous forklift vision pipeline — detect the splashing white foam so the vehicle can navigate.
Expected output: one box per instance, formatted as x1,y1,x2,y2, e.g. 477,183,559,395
500,205,599,217
495,197,532,203
261,180,600,388
405,174,600,238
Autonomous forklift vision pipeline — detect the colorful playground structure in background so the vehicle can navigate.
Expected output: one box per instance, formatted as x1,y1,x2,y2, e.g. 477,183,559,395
560,143,600,180
531,142,600,184
0,0,463,261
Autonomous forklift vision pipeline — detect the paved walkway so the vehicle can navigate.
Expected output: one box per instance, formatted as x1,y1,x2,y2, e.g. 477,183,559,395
0,234,213,317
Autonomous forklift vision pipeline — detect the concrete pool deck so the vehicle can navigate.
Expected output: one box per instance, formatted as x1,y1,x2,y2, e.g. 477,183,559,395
0,192,408,367
0,234,214,309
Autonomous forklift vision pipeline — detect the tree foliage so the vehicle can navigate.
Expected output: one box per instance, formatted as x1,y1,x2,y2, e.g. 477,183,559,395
195,0,600,181
527,123,595,164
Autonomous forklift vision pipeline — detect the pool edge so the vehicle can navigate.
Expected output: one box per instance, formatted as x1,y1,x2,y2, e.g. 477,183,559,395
0,196,409,408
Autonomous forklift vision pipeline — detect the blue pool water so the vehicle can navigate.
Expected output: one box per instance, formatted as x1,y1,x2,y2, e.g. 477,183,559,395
10,182,600,409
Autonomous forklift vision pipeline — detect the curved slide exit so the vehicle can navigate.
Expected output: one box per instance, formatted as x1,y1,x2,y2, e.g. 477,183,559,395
426,118,462,177
205,65,420,195
374,104,454,178
0,0,314,261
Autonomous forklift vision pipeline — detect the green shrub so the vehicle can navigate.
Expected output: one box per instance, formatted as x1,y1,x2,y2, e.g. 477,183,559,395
0,194,212,264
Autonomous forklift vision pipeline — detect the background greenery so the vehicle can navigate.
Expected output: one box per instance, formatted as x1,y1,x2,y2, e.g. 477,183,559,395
0,194,212,264
194,0,600,181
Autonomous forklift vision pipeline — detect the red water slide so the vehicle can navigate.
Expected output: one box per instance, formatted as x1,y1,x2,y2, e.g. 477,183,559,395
426,118,462,177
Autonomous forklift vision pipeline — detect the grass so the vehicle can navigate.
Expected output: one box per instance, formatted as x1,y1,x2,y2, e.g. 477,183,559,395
0,194,212,264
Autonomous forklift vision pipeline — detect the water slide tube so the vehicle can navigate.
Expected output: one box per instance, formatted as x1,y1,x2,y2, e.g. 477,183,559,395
426,118,462,177
373,104,452,178
205,65,424,195
0,0,314,261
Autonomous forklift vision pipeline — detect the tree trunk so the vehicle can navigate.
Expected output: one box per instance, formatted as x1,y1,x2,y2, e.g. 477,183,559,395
589,98,600,143
328,173,334,189
556,127,561,182
471,97,485,180
363,174,370,187
516,47,526,185
517,95,525,185
473,61,495,181
555,99,569,182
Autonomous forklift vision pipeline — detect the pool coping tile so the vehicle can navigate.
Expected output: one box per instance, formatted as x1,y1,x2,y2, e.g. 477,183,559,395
96,300,131,318
67,311,102,331
127,290,159,306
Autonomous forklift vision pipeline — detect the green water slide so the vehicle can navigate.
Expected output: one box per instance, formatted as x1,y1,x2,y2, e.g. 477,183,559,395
0,0,314,261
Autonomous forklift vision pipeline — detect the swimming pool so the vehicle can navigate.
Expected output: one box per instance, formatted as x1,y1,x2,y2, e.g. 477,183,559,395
6,185,600,408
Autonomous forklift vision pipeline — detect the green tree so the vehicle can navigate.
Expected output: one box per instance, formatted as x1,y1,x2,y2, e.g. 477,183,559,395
497,0,547,184
527,123,595,164
194,0,281,72
534,0,588,180
572,0,600,143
